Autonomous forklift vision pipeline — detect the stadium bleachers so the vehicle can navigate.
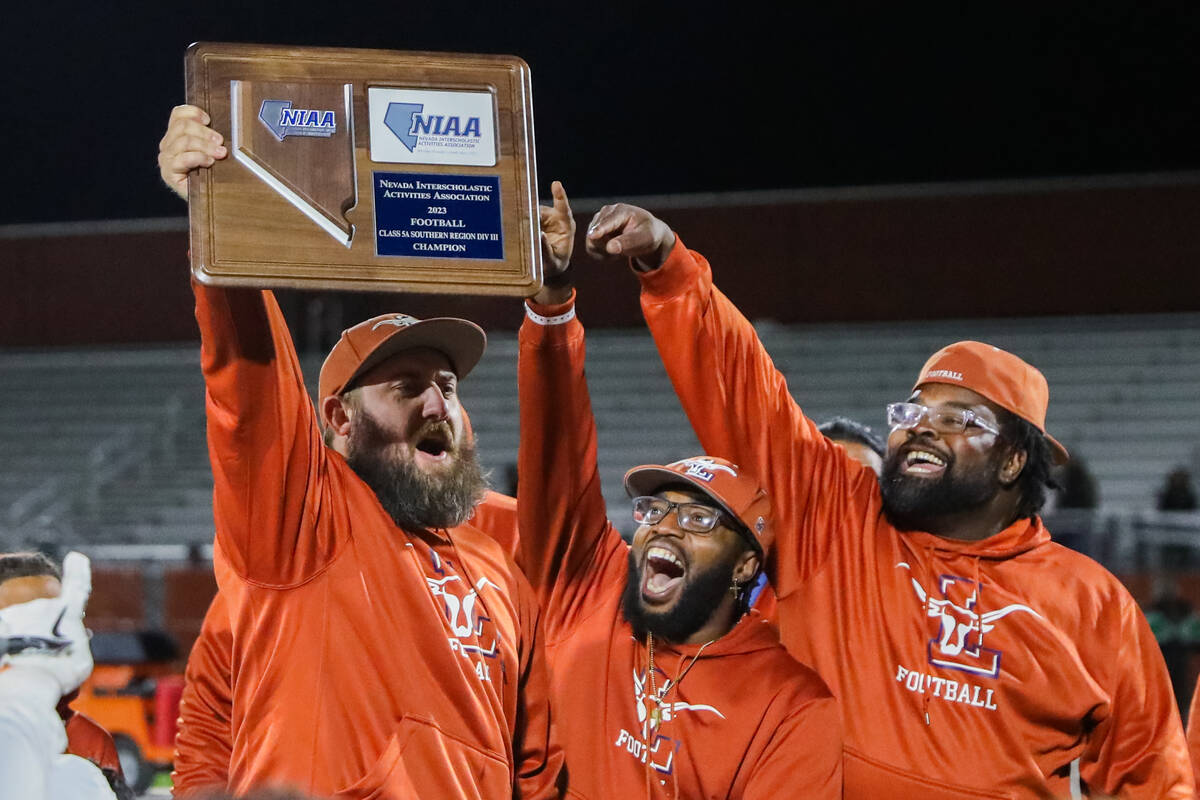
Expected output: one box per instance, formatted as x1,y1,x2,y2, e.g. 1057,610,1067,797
2,312,1200,562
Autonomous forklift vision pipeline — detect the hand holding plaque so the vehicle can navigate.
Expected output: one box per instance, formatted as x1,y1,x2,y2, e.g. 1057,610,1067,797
183,42,541,296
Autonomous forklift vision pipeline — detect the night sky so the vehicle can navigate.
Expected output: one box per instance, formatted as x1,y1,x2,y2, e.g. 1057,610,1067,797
2,5,1197,225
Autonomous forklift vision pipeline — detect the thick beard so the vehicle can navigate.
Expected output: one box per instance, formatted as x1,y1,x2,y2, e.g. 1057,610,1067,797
345,409,489,531
880,442,1002,531
620,550,735,643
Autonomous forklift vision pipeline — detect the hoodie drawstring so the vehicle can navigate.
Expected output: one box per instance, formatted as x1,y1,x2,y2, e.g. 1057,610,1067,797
920,543,988,727
644,635,711,799
922,544,935,726
973,555,984,651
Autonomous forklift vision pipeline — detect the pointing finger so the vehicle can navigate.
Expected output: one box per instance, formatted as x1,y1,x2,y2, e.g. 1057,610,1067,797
586,206,634,241
550,180,572,221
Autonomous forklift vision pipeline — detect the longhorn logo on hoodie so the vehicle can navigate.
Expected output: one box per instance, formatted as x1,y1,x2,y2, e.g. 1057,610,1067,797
611,667,726,774
898,562,1043,678
423,549,501,683
632,667,725,739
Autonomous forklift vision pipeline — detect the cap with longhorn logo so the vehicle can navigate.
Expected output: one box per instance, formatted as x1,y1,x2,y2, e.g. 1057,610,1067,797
624,456,772,554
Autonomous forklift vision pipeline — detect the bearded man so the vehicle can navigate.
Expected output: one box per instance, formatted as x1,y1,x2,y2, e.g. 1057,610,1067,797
171,484,523,797
158,105,563,799
510,183,841,799
582,203,1193,799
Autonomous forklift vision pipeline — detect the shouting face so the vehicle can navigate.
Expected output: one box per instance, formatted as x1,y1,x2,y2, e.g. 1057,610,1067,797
342,347,487,531
622,488,758,644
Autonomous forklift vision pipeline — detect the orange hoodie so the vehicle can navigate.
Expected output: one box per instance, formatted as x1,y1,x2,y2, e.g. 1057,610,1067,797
1186,676,1200,779
636,239,1193,799
517,295,842,799
172,492,522,797
193,282,564,799
172,586,232,796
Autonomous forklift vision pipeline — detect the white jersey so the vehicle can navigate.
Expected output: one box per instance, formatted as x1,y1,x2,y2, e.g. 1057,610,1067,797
0,667,115,800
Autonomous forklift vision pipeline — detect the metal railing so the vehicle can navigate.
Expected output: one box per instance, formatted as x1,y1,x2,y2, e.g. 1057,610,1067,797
0,392,188,548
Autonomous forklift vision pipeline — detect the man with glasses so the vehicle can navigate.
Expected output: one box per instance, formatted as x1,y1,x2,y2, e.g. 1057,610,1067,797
582,203,1192,799
511,183,842,798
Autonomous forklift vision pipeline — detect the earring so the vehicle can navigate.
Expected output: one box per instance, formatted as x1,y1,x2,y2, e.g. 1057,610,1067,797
729,580,743,599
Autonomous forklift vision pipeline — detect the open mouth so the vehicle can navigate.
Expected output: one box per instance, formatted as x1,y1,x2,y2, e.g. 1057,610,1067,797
901,446,949,477
641,543,687,603
414,428,453,462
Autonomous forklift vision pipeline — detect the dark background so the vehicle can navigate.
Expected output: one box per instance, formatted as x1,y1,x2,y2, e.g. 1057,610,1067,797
2,5,1198,224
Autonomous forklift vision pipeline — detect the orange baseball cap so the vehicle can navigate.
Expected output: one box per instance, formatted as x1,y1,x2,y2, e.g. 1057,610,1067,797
318,313,486,401
913,340,1069,464
624,456,772,554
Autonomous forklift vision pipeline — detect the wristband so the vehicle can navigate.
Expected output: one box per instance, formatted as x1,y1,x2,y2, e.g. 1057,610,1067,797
524,304,576,326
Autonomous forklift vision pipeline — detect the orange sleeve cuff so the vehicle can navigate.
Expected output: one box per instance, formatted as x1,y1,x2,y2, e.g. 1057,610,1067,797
634,236,698,302
524,289,577,320
521,290,581,347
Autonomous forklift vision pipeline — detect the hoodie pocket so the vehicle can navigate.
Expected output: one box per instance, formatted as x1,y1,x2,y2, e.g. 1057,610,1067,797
845,746,1014,800
334,714,510,800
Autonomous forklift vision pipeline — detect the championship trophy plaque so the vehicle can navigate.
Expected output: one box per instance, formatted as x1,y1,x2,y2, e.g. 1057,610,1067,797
185,42,541,295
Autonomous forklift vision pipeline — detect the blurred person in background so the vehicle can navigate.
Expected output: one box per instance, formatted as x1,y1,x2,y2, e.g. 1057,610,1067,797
0,552,131,799
1154,467,1199,571
817,417,886,477
1159,467,1199,512
0,552,129,799
1145,578,1200,717
1054,457,1098,511
1043,457,1097,555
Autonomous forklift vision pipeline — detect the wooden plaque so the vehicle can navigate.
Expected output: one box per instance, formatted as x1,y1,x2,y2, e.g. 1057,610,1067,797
185,42,541,295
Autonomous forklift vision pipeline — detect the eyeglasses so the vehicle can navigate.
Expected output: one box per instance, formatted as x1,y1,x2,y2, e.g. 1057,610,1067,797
631,496,729,534
886,402,1001,437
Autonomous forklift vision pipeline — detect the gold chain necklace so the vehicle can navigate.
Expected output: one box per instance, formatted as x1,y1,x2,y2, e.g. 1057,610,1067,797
646,632,713,729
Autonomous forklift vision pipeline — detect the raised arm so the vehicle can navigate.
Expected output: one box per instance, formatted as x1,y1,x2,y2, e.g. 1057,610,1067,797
587,207,873,592
160,105,337,584
194,282,337,582
515,183,629,639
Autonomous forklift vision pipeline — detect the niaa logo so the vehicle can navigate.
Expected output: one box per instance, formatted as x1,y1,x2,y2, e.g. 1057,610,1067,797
258,100,336,141
383,102,482,152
